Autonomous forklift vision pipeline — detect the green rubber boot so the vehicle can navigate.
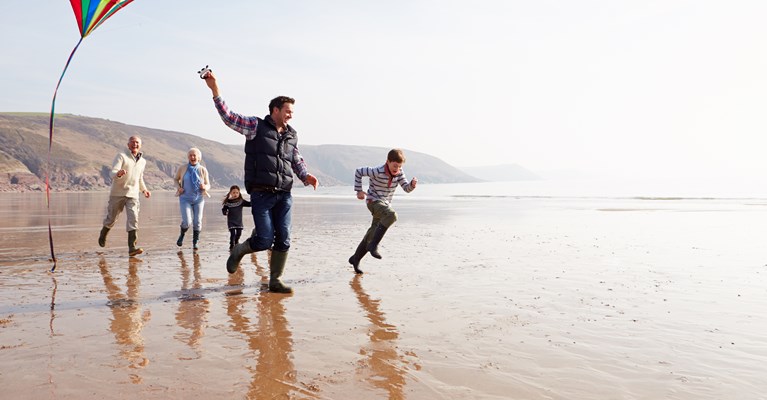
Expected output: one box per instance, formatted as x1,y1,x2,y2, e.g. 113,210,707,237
269,250,293,293
348,239,368,274
366,224,389,259
176,227,188,247
226,240,254,274
192,230,200,250
128,230,143,256
98,226,110,248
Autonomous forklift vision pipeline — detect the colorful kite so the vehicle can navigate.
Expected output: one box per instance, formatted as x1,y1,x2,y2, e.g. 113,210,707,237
48,0,135,271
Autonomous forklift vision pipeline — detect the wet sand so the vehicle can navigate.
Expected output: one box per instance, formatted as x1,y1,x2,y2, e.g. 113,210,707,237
1,191,766,399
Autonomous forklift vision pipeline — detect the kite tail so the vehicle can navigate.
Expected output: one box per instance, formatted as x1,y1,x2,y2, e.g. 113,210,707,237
48,37,84,272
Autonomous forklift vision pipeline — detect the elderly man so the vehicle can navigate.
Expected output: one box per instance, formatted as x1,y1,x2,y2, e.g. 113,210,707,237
98,135,151,256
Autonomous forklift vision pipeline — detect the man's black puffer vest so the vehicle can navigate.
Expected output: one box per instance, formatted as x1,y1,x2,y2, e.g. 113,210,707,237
243,115,298,194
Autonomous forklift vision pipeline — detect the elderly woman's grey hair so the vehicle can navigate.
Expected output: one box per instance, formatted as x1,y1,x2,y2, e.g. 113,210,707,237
188,147,202,159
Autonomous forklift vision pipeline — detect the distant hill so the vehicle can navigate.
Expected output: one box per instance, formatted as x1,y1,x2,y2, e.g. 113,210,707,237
460,164,541,182
0,112,480,192
297,144,479,185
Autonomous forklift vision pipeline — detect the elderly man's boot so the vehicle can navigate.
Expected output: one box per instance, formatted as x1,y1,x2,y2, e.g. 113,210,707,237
128,230,143,256
269,250,293,293
98,226,110,247
366,224,389,259
348,239,368,274
226,240,254,274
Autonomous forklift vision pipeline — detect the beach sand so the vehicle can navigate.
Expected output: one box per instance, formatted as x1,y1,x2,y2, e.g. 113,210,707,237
1,191,766,399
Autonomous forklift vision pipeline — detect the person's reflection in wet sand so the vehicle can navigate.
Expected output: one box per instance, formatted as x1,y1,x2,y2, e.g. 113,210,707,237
351,274,411,399
225,252,265,294
225,251,315,399
175,251,210,359
98,256,150,384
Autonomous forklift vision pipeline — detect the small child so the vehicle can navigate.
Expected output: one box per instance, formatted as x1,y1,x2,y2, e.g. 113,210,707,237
348,148,417,274
222,185,251,251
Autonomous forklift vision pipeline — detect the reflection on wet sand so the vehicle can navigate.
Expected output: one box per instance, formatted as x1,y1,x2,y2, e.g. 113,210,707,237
4,192,767,398
98,257,150,383
225,252,267,295
47,274,57,397
49,274,57,333
225,251,316,399
351,274,413,399
175,251,210,359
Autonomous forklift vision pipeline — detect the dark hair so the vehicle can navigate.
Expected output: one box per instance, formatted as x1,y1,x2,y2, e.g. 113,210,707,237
387,149,406,163
268,96,295,114
223,185,242,204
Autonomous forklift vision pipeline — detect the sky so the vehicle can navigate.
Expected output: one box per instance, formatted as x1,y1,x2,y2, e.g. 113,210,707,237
2,1,767,181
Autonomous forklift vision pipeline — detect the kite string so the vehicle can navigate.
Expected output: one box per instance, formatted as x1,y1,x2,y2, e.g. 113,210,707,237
48,37,84,272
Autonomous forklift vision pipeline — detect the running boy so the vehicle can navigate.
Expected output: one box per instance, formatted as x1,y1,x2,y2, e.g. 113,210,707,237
348,149,417,274
222,185,251,251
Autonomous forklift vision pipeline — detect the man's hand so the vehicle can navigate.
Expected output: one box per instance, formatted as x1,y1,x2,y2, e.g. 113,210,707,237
143,190,151,199
411,177,418,189
176,187,184,196
204,71,220,97
356,191,366,200
116,169,126,178
305,174,318,190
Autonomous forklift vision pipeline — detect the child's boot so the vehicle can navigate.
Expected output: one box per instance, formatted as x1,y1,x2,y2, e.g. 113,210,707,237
176,227,188,247
192,230,200,250
128,230,143,256
366,223,389,259
348,239,368,274
229,229,238,251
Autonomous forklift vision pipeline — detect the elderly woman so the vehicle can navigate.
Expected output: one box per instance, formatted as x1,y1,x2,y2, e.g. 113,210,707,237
175,147,211,250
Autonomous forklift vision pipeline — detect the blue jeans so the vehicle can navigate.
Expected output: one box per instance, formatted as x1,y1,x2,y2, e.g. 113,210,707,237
179,196,205,231
247,191,292,252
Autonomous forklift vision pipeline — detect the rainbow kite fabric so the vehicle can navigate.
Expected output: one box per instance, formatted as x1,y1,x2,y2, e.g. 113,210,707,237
47,0,135,270
70,0,135,38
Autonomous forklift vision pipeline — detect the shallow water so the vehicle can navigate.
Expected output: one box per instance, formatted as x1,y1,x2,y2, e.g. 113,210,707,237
1,190,766,399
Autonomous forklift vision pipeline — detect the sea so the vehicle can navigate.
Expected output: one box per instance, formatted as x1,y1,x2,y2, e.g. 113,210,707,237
293,177,767,213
